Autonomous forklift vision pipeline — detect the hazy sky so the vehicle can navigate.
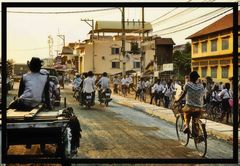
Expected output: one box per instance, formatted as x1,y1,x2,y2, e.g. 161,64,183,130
2,0,237,63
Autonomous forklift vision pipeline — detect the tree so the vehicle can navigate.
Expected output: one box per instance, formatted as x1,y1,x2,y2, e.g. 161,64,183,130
173,42,191,81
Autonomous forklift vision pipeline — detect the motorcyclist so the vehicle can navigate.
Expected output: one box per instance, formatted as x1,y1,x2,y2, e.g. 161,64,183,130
82,71,95,105
96,72,111,102
73,73,82,98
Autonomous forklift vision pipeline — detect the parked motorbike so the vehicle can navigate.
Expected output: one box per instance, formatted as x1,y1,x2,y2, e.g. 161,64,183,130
98,88,112,107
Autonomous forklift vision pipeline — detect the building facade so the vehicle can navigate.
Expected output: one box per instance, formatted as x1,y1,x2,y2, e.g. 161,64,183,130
187,12,240,83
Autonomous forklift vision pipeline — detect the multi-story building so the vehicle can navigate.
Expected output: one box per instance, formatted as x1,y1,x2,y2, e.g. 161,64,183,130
187,11,240,83
77,20,153,76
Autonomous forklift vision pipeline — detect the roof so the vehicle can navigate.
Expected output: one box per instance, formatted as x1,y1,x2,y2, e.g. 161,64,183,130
92,21,152,33
155,37,175,45
61,46,73,54
187,11,240,39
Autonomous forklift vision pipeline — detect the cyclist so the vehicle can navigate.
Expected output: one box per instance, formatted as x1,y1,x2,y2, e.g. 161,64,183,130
175,71,205,133
82,71,95,105
135,77,146,100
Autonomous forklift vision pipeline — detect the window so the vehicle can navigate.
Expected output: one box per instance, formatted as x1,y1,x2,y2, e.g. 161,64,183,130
201,42,207,53
111,48,120,54
222,37,229,50
133,61,141,69
112,61,120,68
211,67,217,78
211,39,217,52
201,67,207,78
193,43,198,53
222,66,229,78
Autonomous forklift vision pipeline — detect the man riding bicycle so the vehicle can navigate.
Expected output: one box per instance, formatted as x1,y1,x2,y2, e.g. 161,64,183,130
135,77,146,100
175,71,205,134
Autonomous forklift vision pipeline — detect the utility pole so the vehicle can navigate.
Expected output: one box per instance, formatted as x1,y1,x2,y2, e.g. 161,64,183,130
81,19,95,73
121,7,126,77
141,7,145,75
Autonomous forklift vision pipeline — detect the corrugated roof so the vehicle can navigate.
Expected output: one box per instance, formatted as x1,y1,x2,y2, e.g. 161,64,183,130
94,21,152,33
187,11,240,39
155,38,175,45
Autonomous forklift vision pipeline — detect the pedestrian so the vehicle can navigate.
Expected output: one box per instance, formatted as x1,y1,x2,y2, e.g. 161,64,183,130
113,75,120,94
218,83,233,124
163,80,174,108
127,75,133,94
151,79,164,106
121,75,129,96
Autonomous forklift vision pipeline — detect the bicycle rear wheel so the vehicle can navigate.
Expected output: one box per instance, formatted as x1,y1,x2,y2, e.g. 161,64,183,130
176,115,189,146
194,120,207,157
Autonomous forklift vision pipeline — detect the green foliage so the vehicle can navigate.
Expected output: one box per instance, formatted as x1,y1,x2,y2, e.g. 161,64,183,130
173,42,191,81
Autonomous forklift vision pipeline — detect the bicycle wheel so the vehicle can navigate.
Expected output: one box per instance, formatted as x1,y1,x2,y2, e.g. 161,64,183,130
193,120,207,157
176,115,189,146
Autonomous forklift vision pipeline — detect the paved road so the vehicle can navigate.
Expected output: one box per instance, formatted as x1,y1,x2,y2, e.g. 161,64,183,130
5,83,237,162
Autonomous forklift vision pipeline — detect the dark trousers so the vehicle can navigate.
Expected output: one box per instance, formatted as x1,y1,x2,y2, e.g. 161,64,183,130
8,98,34,111
164,96,170,108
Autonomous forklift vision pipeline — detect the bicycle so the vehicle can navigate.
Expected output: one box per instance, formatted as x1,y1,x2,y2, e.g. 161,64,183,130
175,104,207,157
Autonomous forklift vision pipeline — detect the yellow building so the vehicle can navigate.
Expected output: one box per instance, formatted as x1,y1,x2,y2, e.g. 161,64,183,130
187,11,240,83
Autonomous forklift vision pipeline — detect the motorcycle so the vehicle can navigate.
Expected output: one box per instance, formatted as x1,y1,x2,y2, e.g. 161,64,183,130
99,88,112,106
84,93,93,109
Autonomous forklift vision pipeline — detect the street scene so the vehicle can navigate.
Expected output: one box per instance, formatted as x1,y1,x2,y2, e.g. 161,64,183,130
2,2,240,165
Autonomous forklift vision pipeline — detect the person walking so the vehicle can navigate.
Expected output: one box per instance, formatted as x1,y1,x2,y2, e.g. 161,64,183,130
218,83,233,124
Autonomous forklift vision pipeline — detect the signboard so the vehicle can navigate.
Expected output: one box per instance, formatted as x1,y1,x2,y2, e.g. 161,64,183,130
154,71,159,77
162,63,173,71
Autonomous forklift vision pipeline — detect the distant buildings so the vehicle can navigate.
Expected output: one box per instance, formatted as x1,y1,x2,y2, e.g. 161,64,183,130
187,11,240,83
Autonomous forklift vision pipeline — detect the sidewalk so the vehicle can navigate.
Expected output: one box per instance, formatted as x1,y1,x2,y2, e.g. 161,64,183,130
111,93,240,144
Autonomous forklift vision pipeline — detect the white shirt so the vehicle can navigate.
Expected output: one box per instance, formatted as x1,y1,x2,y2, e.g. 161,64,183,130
152,83,164,93
97,77,109,90
126,77,132,85
20,72,48,107
218,89,233,99
121,78,128,85
113,78,120,85
83,77,95,93
212,91,222,102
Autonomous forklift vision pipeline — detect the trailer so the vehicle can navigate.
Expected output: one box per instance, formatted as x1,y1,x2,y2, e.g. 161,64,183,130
6,105,81,161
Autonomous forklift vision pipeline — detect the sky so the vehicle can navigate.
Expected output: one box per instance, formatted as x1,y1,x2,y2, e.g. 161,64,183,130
2,0,238,63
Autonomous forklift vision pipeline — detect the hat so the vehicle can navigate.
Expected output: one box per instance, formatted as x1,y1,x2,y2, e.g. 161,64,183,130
28,57,43,68
27,57,43,72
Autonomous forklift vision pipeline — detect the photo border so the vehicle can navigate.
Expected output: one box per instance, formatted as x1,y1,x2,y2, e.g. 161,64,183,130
1,2,238,164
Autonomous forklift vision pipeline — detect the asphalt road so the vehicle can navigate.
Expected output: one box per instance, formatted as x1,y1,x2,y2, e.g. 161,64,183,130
4,82,238,165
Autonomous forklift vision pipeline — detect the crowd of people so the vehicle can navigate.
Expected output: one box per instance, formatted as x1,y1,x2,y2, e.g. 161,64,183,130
111,73,235,125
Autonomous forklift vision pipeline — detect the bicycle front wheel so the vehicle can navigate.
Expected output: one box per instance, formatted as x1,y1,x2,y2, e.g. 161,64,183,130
176,115,189,146
194,120,207,157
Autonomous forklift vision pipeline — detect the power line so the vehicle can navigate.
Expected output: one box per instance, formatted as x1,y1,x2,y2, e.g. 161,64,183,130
151,0,215,25
6,7,117,14
153,7,228,33
8,44,63,52
153,8,232,36
151,0,192,24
